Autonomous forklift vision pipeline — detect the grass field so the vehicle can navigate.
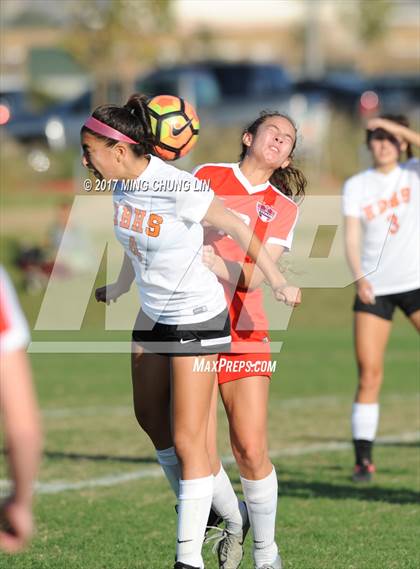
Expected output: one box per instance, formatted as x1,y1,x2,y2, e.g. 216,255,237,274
0,152,419,568
0,281,419,569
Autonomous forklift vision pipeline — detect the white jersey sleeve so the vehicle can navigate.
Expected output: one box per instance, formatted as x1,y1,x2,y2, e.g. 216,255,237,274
175,172,215,223
342,177,362,217
0,266,30,353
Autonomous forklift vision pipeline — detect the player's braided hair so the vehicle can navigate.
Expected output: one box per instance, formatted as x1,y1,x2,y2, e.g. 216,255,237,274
81,93,156,156
239,111,307,202
366,114,413,160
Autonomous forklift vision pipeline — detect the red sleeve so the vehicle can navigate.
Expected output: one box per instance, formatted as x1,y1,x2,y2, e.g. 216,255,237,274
265,196,299,250
193,165,214,181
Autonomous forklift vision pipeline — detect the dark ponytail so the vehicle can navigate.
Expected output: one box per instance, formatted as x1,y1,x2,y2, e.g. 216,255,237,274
81,93,156,157
269,163,307,203
239,111,307,202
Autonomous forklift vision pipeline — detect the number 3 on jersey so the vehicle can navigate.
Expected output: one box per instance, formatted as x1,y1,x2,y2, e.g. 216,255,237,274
387,213,400,234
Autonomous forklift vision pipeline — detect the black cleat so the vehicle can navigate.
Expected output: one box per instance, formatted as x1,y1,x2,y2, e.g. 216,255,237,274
173,563,201,569
206,507,222,535
352,461,376,483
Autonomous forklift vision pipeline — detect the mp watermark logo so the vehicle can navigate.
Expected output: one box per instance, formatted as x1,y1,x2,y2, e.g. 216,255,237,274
29,193,389,355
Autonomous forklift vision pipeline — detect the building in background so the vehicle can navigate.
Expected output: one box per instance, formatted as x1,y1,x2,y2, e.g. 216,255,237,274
1,0,419,100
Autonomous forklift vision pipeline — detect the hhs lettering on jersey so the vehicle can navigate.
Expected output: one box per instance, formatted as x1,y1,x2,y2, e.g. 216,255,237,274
114,203,163,238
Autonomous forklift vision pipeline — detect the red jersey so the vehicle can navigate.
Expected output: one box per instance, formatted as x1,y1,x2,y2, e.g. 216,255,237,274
0,266,30,353
194,163,298,345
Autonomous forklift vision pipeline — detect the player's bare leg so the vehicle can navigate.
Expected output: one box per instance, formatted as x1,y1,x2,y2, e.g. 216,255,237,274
408,309,420,332
352,312,392,482
171,355,217,569
131,343,172,449
171,355,216,479
131,343,183,495
354,313,391,403
221,376,280,569
221,377,271,480
207,380,221,475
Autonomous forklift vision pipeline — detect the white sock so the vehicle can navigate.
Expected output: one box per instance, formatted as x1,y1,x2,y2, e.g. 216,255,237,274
176,475,214,568
352,403,379,440
156,446,181,496
241,466,279,567
212,465,247,534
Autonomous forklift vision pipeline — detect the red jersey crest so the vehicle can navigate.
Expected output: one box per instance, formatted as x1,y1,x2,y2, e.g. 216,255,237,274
256,201,277,223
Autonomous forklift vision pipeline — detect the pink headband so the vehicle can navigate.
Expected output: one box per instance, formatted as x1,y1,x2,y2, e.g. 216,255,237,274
83,116,138,144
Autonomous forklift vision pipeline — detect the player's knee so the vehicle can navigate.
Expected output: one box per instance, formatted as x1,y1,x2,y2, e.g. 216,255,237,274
133,403,161,437
173,429,205,462
232,439,267,472
359,367,383,391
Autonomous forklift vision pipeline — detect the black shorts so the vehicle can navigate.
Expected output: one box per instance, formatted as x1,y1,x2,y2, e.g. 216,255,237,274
132,308,231,356
353,288,420,321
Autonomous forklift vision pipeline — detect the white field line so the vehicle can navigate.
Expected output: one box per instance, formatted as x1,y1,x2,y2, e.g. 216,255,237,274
0,431,418,496
28,341,284,354
40,393,419,419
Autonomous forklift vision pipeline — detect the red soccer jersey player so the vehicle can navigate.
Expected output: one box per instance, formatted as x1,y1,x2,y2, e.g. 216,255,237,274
195,162,298,382
193,112,305,569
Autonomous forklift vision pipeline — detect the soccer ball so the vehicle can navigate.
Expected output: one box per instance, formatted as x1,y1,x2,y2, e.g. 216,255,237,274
147,94,200,161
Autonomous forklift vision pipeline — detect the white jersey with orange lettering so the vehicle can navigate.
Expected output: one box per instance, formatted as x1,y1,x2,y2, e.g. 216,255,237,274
342,158,420,295
112,155,227,324
0,266,30,353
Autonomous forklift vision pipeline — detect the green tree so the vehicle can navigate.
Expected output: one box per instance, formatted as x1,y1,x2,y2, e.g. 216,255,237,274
357,0,393,45
339,0,393,48
62,0,173,104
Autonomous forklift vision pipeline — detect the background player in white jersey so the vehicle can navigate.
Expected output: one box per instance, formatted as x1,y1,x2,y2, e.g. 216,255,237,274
80,94,292,569
343,115,420,482
195,112,305,569
0,267,42,553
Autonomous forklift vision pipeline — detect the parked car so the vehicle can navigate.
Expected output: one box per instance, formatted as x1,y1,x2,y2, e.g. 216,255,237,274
368,74,420,116
0,90,29,124
294,70,371,114
136,61,329,159
3,61,328,155
136,61,294,115
3,90,92,148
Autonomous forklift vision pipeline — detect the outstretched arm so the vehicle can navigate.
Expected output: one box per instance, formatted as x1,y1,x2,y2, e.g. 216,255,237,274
367,118,420,147
203,243,285,290
203,197,301,306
